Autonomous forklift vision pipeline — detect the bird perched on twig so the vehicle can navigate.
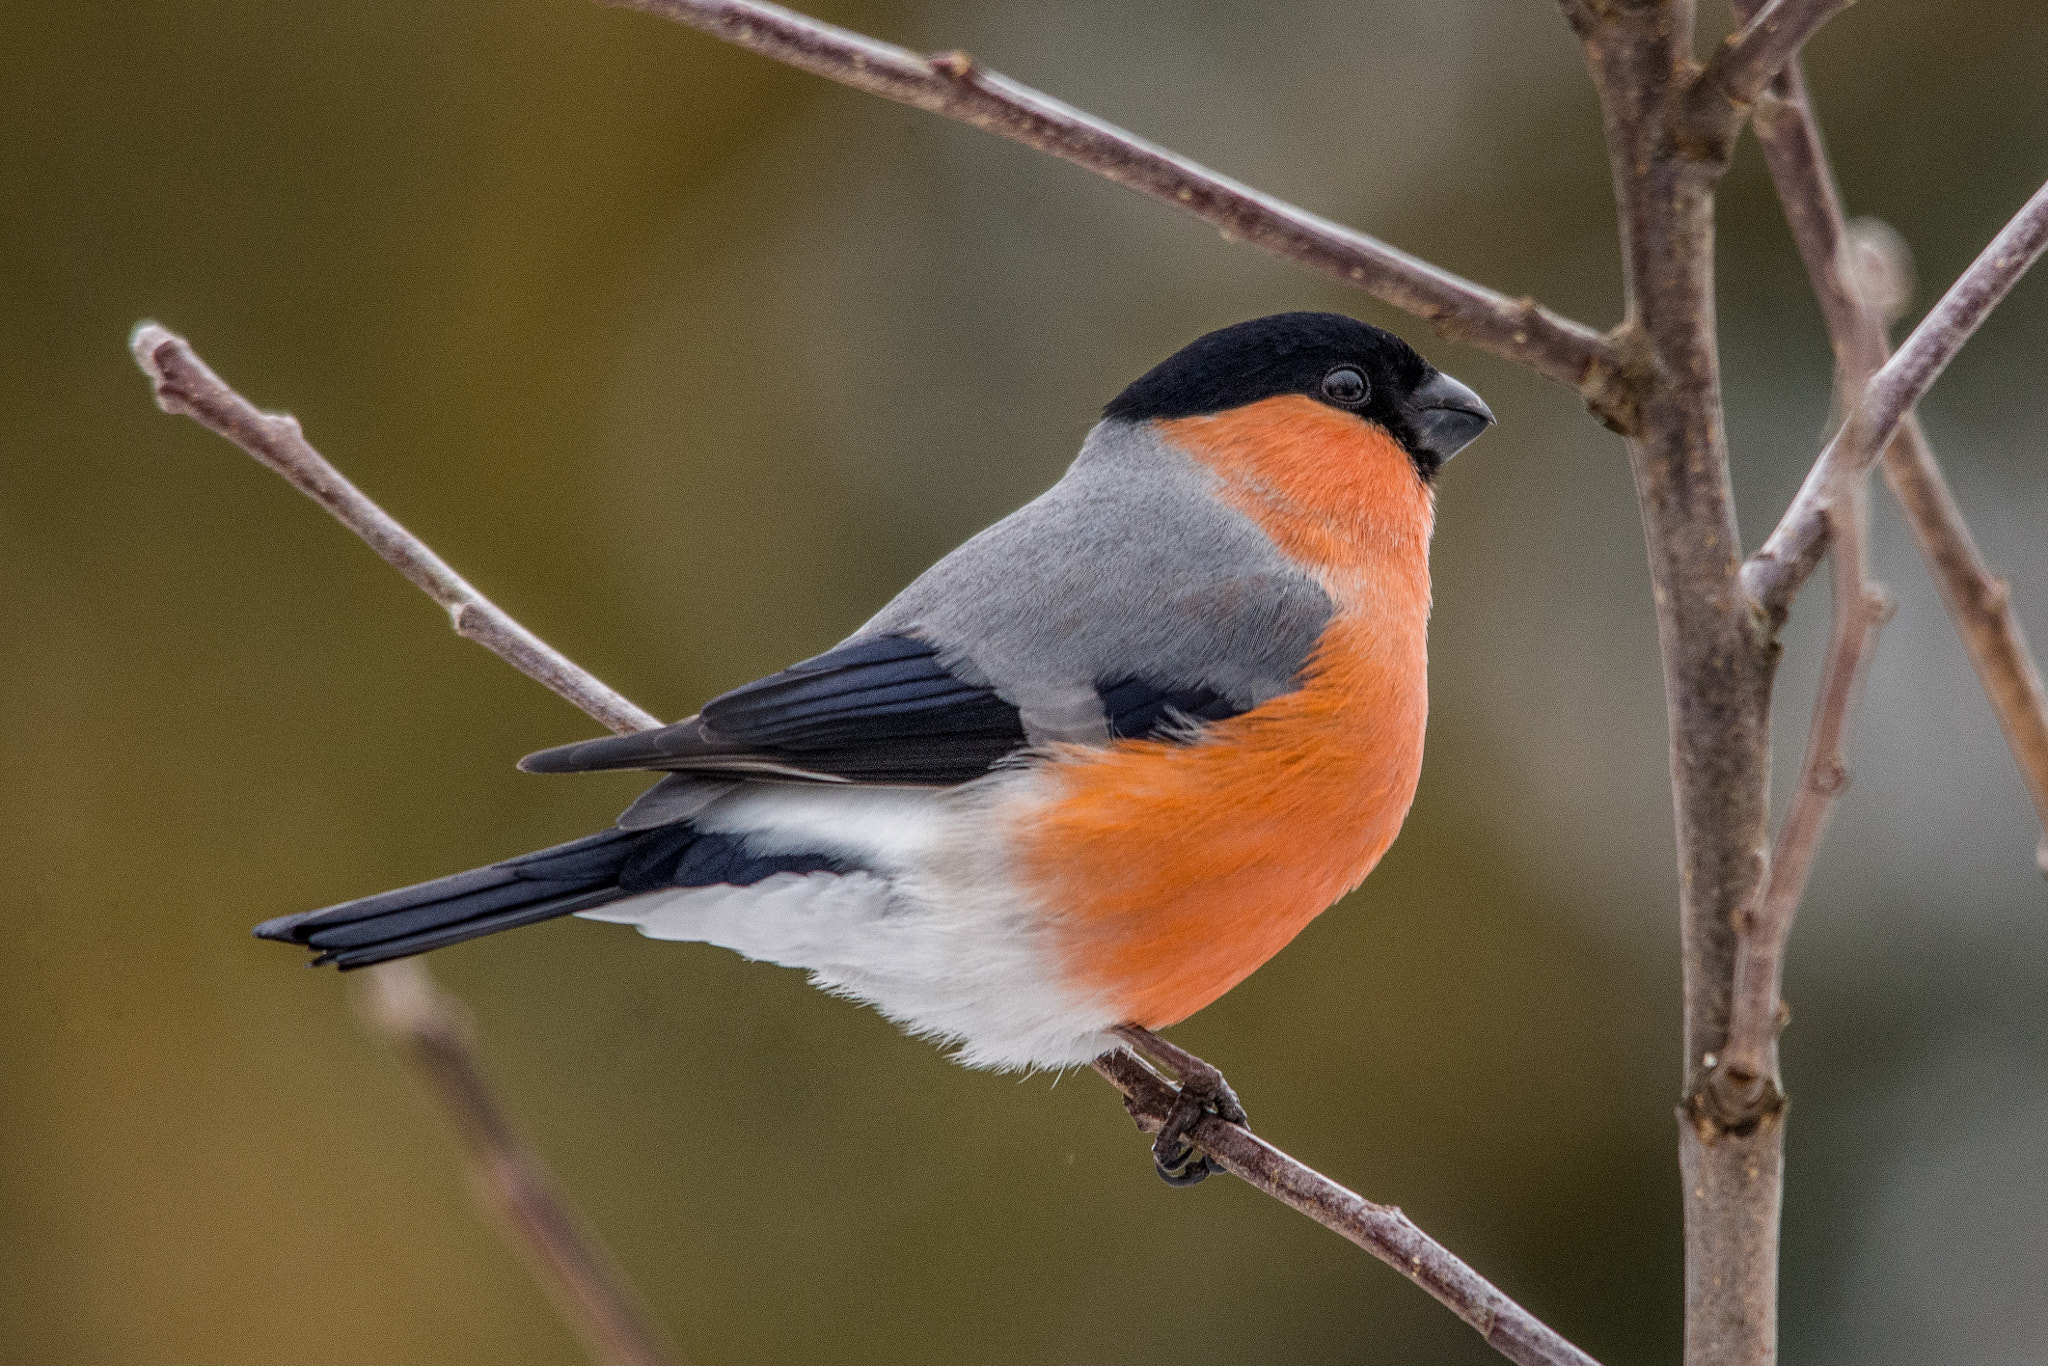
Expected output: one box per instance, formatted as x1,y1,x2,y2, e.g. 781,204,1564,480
256,312,1494,1183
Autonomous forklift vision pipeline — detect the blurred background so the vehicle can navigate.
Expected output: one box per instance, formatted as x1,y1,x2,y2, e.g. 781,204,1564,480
5,1,2048,1362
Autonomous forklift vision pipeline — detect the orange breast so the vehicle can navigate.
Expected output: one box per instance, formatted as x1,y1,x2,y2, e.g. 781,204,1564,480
1012,397,1435,1027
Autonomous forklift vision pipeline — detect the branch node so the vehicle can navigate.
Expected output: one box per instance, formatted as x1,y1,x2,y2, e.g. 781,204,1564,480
1582,322,1652,435
1690,1062,1787,1138
1092,1050,1602,1364
1809,758,1849,797
927,48,975,79
1672,85,1741,171
1683,0,1859,164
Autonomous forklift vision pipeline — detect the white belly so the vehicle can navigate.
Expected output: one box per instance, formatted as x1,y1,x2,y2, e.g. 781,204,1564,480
575,779,1122,1070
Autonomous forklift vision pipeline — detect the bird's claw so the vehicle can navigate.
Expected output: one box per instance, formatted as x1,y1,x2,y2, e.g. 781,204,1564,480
1152,1094,1219,1185
1111,1024,1250,1187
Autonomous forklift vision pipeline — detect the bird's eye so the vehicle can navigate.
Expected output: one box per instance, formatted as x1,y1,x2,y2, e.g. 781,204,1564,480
1321,366,1369,406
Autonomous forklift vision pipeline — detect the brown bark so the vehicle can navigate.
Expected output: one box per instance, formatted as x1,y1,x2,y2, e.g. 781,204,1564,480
1562,7,1784,1360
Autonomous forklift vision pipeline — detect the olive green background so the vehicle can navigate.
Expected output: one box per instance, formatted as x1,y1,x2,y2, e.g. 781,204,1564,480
6,2,2048,1363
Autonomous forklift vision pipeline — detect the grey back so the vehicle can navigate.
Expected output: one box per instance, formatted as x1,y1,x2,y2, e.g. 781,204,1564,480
856,419,1333,745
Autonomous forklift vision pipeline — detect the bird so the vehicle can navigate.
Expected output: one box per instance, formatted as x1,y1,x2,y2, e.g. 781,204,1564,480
255,311,1494,1182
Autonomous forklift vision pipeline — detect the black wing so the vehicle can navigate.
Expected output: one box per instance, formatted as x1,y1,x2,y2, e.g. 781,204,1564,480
519,634,1029,786
1095,678,1247,740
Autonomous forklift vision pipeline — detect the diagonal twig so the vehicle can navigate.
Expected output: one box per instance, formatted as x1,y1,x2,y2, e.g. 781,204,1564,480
131,322,1603,1366
1737,36,2048,866
1744,175,2048,617
130,323,660,738
358,961,688,1366
139,322,675,1361
1092,1052,1599,1366
602,0,1625,419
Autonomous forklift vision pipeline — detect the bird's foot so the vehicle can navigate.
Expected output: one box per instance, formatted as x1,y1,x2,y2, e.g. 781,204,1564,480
1110,1024,1249,1187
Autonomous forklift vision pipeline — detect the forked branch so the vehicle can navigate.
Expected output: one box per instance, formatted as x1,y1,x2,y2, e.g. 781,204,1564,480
1708,485,1891,1124
131,324,1601,1366
1740,36,2048,861
1684,0,1857,149
603,0,1624,417
1746,176,2048,616
1705,124,1902,1126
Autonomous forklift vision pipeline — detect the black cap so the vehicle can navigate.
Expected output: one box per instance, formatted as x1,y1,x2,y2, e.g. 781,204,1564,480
1104,312,1494,478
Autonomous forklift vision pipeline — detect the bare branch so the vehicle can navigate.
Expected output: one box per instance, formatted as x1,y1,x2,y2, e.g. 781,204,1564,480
1701,39,1897,1125
602,0,1623,415
1740,48,2048,863
128,323,661,737
1745,175,2048,616
1093,1052,1600,1366
1709,484,1891,1124
358,960,686,1366
135,323,1602,1366
1684,0,1857,146
1562,6,1784,1359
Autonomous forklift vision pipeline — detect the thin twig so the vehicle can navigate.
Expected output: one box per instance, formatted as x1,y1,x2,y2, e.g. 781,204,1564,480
357,960,686,1366
1092,1053,1599,1366
1885,448,2048,873
1703,70,1901,1124
1709,484,1890,1124
128,323,660,738
602,0,1625,418
1741,41,2048,866
1685,0,1856,139
1745,175,2048,617
135,325,1602,1366
1742,55,1887,377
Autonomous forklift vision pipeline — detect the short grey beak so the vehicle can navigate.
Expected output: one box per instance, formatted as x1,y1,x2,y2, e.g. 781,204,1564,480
1409,370,1495,465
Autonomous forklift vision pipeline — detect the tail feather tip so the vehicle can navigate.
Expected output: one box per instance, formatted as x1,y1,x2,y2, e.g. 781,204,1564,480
253,912,312,944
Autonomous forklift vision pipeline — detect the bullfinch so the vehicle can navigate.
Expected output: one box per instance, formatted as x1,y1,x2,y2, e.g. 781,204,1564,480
256,312,1493,1180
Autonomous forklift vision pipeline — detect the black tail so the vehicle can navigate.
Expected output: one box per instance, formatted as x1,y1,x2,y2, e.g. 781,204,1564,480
255,823,852,970
254,829,641,970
